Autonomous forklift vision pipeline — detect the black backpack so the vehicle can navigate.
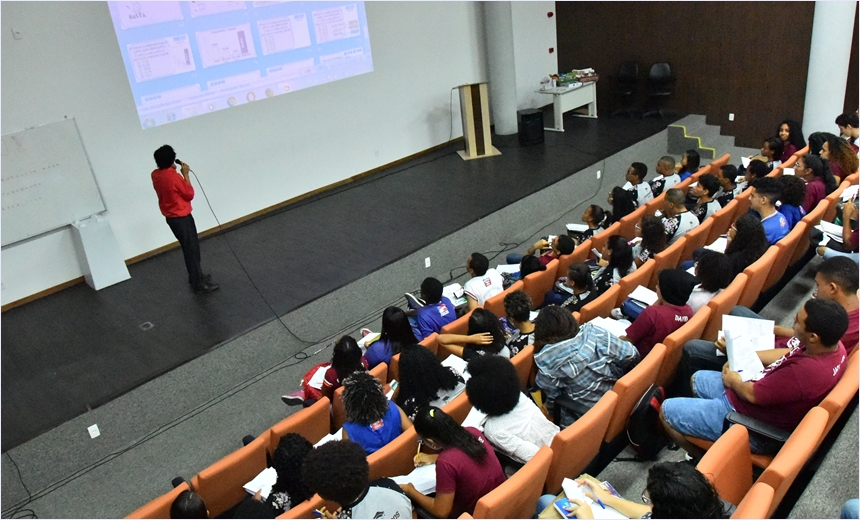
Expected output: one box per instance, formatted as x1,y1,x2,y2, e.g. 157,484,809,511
626,384,668,460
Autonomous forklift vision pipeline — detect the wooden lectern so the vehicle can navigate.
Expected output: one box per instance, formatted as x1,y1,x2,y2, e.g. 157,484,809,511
457,82,501,161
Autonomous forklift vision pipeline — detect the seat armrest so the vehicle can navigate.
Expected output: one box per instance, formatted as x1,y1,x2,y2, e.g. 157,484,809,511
723,411,791,443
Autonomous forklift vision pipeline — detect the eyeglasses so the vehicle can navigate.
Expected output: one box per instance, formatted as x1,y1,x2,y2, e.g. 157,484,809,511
640,487,651,505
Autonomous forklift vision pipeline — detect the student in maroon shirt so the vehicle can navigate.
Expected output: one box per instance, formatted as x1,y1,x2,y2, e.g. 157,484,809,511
399,407,506,518
150,145,218,293
621,269,697,357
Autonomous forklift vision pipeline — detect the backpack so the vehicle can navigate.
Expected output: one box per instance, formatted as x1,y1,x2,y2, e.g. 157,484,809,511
626,384,667,460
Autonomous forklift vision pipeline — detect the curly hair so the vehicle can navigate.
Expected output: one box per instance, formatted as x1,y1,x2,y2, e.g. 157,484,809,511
648,462,726,518
465,354,520,416
467,308,507,354
697,174,721,198
778,174,807,207
342,371,389,425
503,290,533,323
695,251,732,293
640,216,668,256
271,433,313,503
413,407,486,462
725,213,769,275
302,441,369,507
396,344,460,412
826,136,859,180
609,186,637,224
533,305,579,352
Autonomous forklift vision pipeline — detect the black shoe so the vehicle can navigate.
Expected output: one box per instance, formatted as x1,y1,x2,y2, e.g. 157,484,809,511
405,292,425,309
188,274,212,285
281,394,304,406
193,282,220,293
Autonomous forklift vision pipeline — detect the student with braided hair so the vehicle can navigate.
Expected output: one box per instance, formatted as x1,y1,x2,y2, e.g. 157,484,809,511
341,371,411,455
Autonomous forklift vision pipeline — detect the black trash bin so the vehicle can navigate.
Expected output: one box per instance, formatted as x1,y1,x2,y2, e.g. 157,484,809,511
517,109,544,146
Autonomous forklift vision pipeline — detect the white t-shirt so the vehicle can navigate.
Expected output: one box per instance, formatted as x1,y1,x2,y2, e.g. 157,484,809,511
634,182,654,205
463,268,504,306
666,211,699,245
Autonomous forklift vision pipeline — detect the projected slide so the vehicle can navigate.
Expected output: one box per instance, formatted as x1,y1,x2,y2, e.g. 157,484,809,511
107,2,373,128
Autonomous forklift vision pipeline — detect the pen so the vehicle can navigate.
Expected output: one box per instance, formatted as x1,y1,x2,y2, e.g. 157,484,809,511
312,509,324,517
596,498,606,509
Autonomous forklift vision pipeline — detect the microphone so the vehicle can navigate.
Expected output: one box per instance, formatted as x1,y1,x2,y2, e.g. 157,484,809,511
175,159,183,166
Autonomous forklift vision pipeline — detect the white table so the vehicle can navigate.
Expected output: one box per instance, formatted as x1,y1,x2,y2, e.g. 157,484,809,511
536,82,597,132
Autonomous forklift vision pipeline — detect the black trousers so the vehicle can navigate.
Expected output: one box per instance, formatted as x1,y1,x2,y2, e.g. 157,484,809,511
166,214,203,287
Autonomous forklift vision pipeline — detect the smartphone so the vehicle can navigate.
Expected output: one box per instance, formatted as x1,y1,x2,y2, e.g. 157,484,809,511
553,498,576,519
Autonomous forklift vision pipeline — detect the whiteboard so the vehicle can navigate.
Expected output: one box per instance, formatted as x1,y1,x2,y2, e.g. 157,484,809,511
1,119,105,246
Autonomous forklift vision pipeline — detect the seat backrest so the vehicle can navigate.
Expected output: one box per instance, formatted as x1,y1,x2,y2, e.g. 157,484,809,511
737,246,778,309
191,438,270,518
817,350,859,448
483,281,523,320
277,495,326,519
441,390,472,424
522,259,559,309
792,198,830,265
578,284,621,324
126,482,190,519
331,363,388,432
824,181,850,222
618,205,647,239
617,259,656,304
617,60,638,82
590,222,622,259
473,446,553,519
643,195,664,217
545,391,618,494
679,218,714,263
696,424,753,506
439,312,472,360
558,242,592,276
733,190,752,216
648,62,671,82
702,273,747,342
730,482,775,519
419,332,439,356
266,396,332,454
757,407,829,517
657,306,711,388
706,199,739,244
604,343,666,442
763,221,807,291
648,237,686,289
367,427,420,481
511,344,535,390
708,153,731,174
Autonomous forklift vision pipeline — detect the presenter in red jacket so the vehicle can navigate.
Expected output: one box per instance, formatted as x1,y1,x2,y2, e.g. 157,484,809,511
151,145,219,293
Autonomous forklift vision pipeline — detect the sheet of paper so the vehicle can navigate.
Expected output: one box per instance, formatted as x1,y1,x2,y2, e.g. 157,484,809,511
441,355,469,380
560,479,627,520
741,157,751,168
817,221,845,242
722,314,774,350
782,167,795,176
391,464,437,494
567,223,589,233
443,283,464,301
307,365,329,390
621,181,633,190
314,428,343,447
628,285,658,306
725,330,764,381
460,406,487,430
687,265,696,275
842,184,860,201
590,316,629,338
244,466,277,499
530,310,540,321
495,263,521,274
704,236,728,253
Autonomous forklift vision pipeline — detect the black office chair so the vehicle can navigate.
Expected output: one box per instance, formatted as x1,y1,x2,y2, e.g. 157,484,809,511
642,62,676,118
610,61,639,118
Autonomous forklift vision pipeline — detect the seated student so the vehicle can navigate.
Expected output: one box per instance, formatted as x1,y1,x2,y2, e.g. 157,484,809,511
795,154,838,213
506,235,576,267
302,441,412,519
749,177,790,245
342,372,412,455
836,112,860,152
662,298,849,457
405,277,457,341
679,256,859,395
688,174,722,223
365,307,418,369
808,130,837,156
465,355,559,465
742,136,783,173
649,156,680,197
620,269,697,357
713,164,740,207
662,188,699,245
171,490,209,519
675,149,701,181
606,186,637,224
778,119,806,162
551,263,599,312
501,253,547,289
558,465,728,519
817,200,859,262
438,308,510,359
724,213,770,276
321,336,369,400
464,253,505,310
500,290,535,356
686,251,733,313
571,204,608,245
593,235,637,295
632,215,668,268
737,159,770,193
823,135,859,182
232,496,275,519
396,343,466,419
533,306,640,427
777,174,807,229
623,162,654,206
266,434,313,516
399,407,506,519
